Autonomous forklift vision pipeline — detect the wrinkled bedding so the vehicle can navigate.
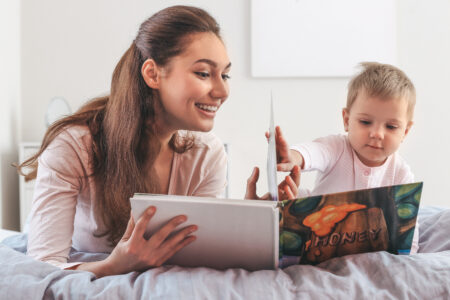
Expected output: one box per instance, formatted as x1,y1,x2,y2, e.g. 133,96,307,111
1,206,449,299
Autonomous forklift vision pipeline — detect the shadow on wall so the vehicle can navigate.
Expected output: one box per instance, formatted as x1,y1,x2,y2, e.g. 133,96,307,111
1,151,20,231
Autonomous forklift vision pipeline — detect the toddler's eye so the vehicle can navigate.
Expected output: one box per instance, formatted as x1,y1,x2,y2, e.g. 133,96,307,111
386,124,398,130
359,120,371,125
195,72,210,78
222,74,231,81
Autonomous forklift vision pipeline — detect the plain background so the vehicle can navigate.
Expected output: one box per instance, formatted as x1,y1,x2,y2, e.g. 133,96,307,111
1,0,450,230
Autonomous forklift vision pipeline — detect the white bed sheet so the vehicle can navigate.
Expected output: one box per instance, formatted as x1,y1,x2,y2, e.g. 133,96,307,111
0,229,20,242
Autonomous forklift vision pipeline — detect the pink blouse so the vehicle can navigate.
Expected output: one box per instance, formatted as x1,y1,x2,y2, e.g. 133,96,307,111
27,125,227,268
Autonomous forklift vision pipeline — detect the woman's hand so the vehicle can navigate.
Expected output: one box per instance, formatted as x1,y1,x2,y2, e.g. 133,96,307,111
245,167,271,200
244,165,300,200
277,165,300,200
101,206,197,276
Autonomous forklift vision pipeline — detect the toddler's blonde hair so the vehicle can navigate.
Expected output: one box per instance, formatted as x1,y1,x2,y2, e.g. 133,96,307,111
347,62,416,120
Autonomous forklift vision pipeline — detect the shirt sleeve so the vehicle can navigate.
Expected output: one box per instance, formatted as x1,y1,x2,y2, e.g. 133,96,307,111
394,156,415,184
290,135,346,173
27,130,88,269
191,136,228,198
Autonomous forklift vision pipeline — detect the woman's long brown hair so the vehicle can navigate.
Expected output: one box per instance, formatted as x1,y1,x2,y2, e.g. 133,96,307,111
17,6,222,246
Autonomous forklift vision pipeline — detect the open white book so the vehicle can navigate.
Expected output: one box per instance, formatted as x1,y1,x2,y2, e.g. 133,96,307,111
131,195,279,270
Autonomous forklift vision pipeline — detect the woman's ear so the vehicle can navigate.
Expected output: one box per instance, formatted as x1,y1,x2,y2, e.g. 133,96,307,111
342,108,350,132
141,59,161,89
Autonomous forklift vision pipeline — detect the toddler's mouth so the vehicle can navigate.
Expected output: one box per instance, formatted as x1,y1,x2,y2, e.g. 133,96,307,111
367,144,383,150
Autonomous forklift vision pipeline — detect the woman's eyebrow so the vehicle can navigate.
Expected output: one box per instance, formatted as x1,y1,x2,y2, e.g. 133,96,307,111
194,59,232,69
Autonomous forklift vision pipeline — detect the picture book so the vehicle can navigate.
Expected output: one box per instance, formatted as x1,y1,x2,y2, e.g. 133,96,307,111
279,182,423,266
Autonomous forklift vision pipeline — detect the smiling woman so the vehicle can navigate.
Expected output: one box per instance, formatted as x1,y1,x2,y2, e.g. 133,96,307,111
16,5,232,278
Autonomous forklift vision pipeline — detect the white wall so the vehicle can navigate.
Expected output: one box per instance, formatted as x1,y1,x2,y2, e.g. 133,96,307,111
15,0,450,215
0,0,20,230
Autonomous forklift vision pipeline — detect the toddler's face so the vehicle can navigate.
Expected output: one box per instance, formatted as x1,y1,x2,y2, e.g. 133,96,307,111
342,91,412,167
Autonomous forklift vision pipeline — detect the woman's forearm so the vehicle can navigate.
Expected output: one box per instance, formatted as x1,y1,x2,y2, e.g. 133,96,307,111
72,259,115,278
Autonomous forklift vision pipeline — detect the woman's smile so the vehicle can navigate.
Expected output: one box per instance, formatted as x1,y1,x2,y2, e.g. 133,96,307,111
195,102,221,117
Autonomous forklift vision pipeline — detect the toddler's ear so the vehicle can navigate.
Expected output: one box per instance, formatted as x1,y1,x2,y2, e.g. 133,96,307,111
402,121,414,140
342,108,350,132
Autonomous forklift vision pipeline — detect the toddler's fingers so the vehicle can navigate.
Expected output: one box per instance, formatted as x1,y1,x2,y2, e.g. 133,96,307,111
277,162,295,172
275,126,283,138
284,185,295,200
275,126,287,143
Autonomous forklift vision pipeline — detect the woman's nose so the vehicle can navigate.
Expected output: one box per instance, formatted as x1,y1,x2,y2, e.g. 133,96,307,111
210,76,229,101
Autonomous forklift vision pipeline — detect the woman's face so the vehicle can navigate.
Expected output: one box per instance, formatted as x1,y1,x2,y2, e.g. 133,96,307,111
155,32,231,133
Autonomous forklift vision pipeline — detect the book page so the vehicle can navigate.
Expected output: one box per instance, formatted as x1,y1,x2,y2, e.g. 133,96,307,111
267,95,278,201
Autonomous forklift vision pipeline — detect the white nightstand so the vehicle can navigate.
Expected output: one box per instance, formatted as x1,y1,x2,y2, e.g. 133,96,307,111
19,142,40,231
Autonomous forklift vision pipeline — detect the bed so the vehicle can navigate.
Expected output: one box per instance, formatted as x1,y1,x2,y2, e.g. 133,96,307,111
1,206,449,299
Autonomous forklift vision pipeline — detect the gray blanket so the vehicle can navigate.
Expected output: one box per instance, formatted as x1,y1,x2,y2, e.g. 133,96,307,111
1,206,450,299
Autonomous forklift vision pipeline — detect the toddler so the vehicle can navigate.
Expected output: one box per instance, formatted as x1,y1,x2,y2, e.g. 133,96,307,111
276,62,419,252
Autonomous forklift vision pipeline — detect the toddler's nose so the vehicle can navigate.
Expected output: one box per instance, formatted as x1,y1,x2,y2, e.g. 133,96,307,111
369,127,384,139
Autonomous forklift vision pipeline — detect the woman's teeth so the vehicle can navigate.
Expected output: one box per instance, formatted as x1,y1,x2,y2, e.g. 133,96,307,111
196,104,218,112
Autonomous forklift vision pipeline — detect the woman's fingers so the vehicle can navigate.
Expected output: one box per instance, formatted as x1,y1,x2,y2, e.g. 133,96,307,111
278,166,300,200
285,175,299,199
290,165,301,186
260,192,271,200
159,225,198,252
130,206,156,240
153,225,198,266
148,215,187,247
121,215,135,241
155,235,197,267
284,185,295,200
245,167,259,199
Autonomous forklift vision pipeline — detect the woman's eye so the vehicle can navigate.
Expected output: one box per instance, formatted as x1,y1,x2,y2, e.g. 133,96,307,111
195,72,210,78
222,74,231,81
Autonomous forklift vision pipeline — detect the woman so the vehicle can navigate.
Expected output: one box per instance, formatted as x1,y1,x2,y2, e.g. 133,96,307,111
19,5,299,278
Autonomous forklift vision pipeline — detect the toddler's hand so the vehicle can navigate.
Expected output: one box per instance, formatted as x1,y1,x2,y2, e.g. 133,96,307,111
266,126,296,172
